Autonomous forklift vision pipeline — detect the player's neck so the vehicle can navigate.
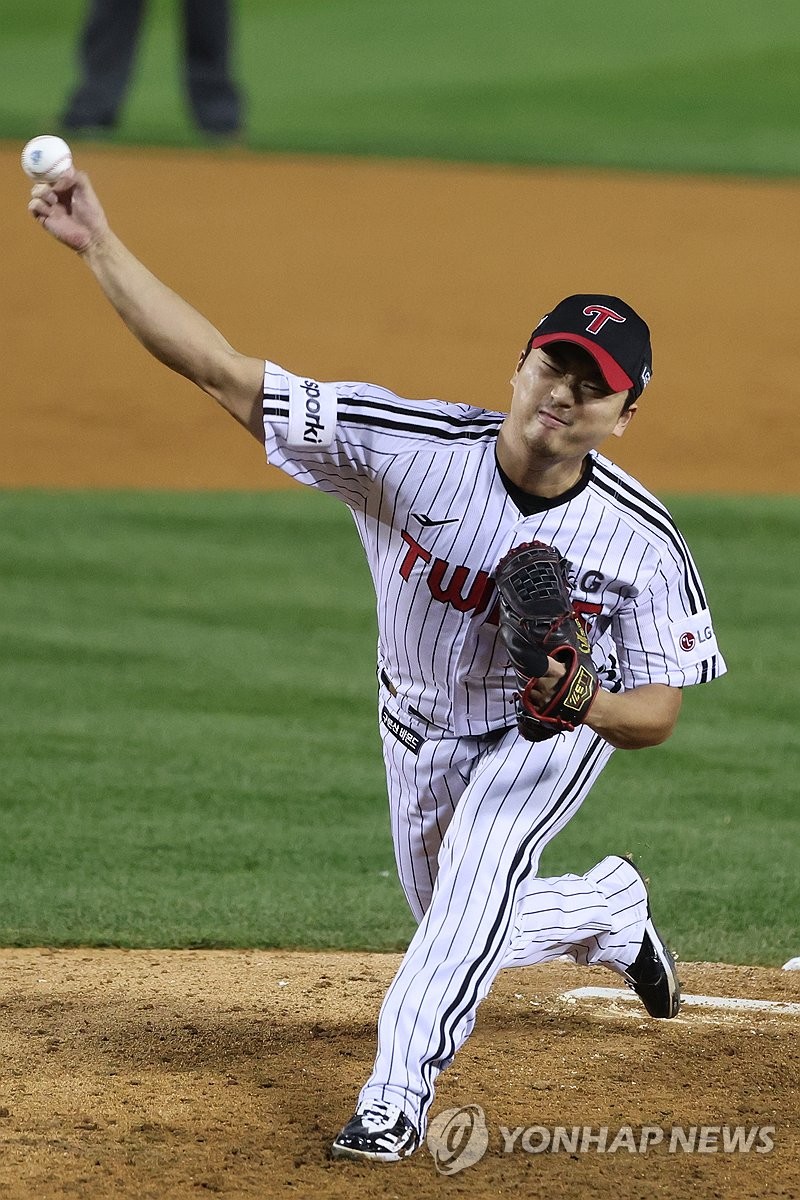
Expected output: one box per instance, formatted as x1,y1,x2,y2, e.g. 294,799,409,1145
495,439,587,499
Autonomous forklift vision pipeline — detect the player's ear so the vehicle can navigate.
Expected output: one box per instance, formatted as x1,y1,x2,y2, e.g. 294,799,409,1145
511,347,527,386
612,398,637,437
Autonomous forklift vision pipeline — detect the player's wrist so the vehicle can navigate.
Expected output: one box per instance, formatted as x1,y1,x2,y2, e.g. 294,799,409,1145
582,686,613,728
79,224,115,261
583,688,642,748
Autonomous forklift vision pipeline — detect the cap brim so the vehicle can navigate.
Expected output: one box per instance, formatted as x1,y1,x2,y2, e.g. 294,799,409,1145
530,333,634,393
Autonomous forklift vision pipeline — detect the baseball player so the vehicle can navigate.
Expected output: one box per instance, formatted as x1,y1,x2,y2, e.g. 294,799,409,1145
29,169,726,1164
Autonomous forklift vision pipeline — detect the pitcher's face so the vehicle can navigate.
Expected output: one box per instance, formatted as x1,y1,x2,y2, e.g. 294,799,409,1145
508,344,635,462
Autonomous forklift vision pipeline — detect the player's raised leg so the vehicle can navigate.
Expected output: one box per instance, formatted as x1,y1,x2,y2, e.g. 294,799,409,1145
502,853,680,1018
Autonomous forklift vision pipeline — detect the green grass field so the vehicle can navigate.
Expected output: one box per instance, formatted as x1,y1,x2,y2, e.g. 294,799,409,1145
3,0,800,173
2,4,797,966
0,489,797,964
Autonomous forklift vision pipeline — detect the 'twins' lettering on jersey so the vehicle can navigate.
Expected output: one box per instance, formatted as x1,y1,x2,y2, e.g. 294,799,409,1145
396,529,612,631
262,363,726,735
398,530,496,617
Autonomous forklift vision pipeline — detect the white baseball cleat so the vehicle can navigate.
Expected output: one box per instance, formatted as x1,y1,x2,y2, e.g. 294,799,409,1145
331,1100,419,1162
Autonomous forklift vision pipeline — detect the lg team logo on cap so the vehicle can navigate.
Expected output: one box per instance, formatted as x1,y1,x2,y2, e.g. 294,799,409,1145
582,305,626,335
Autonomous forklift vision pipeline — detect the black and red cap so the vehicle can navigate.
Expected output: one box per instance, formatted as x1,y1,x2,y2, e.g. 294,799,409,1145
526,294,653,399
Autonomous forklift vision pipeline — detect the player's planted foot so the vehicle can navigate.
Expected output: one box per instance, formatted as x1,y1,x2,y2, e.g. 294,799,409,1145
331,1101,419,1162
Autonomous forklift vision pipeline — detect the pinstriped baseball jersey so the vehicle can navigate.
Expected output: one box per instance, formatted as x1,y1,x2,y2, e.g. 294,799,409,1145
262,361,726,738
261,358,724,1138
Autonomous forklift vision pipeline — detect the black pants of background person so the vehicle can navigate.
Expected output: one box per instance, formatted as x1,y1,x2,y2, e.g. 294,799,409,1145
62,0,243,135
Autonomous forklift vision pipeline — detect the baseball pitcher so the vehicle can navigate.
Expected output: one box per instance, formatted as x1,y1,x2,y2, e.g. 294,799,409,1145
28,168,726,1164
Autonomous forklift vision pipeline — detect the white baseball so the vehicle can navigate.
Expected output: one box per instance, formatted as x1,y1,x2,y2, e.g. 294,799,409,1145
21,135,73,183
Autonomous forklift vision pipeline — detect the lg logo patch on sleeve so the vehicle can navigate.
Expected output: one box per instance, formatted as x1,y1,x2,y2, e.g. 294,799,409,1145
670,608,719,665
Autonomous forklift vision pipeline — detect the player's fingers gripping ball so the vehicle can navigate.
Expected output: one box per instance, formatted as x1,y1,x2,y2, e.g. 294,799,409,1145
495,540,600,741
21,135,73,183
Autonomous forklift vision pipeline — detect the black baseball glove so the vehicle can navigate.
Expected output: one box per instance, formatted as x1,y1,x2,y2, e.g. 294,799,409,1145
495,540,600,741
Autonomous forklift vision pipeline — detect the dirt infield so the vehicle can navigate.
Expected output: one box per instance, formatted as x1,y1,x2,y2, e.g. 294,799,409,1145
3,145,800,1196
3,143,799,492
0,951,797,1199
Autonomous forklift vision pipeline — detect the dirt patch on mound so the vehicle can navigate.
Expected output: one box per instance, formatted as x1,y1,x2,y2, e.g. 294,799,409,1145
0,950,797,1199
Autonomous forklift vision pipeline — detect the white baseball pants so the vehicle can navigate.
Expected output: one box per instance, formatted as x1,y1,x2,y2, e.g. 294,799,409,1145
358,711,649,1133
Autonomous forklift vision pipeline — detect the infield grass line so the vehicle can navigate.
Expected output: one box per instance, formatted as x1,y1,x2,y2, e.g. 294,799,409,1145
2,0,800,174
